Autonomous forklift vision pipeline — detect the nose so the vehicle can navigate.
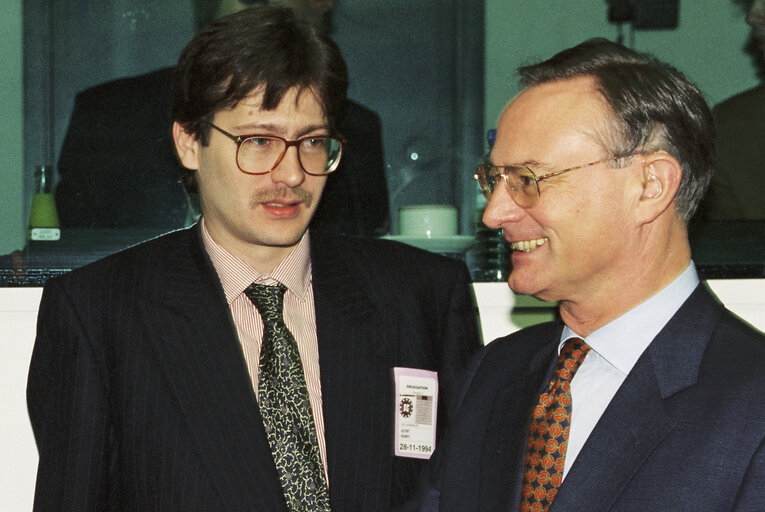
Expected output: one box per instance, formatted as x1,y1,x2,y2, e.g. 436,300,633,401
482,185,526,230
269,145,306,188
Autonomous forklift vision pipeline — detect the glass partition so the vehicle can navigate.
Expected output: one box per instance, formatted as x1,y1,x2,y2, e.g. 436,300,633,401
1,0,485,285
1,0,763,286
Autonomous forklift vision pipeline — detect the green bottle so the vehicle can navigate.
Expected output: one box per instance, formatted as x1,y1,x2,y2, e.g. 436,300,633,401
28,165,60,241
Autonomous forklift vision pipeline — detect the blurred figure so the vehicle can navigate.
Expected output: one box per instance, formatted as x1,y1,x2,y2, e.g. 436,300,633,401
704,0,765,220
56,0,389,236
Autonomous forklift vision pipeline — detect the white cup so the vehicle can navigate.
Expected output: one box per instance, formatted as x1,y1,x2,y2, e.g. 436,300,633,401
398,204,458,238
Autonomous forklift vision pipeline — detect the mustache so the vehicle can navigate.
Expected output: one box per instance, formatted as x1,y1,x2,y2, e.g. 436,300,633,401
249,187,313,208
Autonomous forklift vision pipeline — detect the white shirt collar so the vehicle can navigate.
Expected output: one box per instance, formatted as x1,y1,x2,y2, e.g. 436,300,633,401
561,262,699,374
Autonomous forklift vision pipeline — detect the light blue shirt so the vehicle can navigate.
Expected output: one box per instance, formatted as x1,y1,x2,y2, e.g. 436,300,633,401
560,262,700,479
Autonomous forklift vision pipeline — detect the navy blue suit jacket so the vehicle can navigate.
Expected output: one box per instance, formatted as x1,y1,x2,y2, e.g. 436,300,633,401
415,285,765,511
27,226,481,511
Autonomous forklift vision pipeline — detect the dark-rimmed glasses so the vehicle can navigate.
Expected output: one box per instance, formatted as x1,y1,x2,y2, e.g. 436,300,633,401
207,122,344,176
474,155,633,208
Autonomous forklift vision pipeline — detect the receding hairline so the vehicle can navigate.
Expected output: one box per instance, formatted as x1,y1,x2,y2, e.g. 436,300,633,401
508,75,628,157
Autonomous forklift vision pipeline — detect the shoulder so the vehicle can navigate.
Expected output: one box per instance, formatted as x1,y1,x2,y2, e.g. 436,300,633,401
45,228,194,293
661,286,765,406
479,321,562,366
713,85,765,120
73,67,175,112
312,231,468,275
467,322,561,381
77,67,174,99
455,321,561,403
686,284,764,359
310,232,473,312
707,307,765,373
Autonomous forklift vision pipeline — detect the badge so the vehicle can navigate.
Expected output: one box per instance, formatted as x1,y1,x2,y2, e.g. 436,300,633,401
393,367,438,459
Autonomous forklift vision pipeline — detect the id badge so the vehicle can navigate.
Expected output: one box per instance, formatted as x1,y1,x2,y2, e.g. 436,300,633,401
393,367,438,459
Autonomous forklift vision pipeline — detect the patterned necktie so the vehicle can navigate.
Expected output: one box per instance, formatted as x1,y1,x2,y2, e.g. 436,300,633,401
245,283,331,512
520,337,590,512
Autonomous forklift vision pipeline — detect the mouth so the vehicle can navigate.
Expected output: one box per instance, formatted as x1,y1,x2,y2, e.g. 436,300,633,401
509,237,548,253
262,200,300,207
258,199,304,218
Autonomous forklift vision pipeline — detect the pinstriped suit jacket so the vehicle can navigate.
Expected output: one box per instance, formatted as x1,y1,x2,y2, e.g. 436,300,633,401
27,225,481,511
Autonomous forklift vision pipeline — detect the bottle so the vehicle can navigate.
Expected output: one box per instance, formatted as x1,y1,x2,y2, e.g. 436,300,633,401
469,129,509,282
28,165,61,241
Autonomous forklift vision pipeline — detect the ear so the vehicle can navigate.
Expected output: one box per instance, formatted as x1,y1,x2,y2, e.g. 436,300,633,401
172,121,201,171
635,152,682,224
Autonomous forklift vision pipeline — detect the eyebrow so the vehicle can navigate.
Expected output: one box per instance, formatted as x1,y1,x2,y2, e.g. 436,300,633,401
233,123,330,137
490,158,547,169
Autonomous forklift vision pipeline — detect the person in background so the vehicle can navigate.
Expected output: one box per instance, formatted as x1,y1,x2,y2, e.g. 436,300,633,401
55,0,390,236
28,7,480,511
703,0,765,220
410,38,765,511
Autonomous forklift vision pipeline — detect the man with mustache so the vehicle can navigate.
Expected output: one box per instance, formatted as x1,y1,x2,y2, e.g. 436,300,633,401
27,7,480,511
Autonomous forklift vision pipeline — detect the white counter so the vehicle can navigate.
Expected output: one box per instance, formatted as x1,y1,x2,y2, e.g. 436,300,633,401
2,281,763,510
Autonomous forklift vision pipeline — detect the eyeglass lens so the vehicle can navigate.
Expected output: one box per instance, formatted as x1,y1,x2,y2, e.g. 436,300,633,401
238,136,342,175
477,165,539,207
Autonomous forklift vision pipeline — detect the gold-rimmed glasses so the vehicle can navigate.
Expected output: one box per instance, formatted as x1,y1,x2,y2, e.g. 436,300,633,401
207,122,344,176
474,155,633,208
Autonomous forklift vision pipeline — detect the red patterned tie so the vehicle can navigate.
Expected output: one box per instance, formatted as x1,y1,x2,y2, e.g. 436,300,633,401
520,337,590,512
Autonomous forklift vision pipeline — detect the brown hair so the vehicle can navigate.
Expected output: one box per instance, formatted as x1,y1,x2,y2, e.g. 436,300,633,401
173,5,348,145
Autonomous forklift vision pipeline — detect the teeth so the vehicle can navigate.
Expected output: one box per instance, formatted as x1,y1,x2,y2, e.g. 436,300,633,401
510,237,548,253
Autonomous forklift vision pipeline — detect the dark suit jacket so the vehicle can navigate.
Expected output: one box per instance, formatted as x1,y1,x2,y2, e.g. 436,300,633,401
55,67,390,235
55,68,189,229
26,226,481,511
704,85,765,220
415,285,765,512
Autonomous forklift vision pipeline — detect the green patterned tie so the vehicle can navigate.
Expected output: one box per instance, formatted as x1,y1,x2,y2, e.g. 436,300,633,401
245,283,331,512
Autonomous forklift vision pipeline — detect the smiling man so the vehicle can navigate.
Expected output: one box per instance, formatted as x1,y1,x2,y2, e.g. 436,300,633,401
27,7,480,512
411,39,765,512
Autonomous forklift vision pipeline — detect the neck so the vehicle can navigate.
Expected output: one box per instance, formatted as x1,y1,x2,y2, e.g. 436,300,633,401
559,219,691,337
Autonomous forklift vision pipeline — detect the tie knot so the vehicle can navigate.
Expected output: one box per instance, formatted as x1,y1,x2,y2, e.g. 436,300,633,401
555,337,590,383
245,282,287,321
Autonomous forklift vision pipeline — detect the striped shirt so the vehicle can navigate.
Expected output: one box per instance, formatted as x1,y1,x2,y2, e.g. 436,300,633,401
200,219,328,483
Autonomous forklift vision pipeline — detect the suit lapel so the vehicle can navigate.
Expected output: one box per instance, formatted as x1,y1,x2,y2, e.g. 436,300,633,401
550,285,723,512
139,227,286,511
310,233,396,508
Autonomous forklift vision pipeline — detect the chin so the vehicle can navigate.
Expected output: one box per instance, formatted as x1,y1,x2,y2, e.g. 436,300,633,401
506,275,538,298
262,232,306,248
507,271,556,302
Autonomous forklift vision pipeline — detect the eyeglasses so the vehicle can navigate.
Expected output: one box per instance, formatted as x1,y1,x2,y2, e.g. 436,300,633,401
206,122,344,176
474,155,632,208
